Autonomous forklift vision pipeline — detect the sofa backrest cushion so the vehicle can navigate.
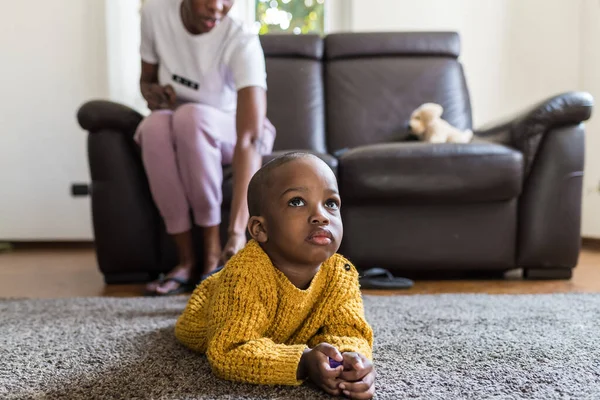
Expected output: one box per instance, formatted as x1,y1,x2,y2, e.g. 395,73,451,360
324,32,473,152
260,34,327,153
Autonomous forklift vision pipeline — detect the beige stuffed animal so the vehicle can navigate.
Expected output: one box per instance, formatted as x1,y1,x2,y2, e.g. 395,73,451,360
408,103,473,144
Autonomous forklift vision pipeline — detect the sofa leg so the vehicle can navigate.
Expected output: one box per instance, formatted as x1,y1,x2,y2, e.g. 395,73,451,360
523,268,573,280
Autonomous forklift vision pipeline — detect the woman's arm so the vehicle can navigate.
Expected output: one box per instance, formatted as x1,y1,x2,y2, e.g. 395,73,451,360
140,61,175,110
222,86,267,261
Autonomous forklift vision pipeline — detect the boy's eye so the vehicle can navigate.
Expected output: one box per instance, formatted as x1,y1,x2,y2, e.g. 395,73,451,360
288,197,305,207
325,199,340,210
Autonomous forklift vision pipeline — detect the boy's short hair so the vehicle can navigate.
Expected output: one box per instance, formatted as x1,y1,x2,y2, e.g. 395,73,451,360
247,152,320,217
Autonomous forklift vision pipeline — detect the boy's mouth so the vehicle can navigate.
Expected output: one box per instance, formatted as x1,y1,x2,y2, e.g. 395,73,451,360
307,229,333,246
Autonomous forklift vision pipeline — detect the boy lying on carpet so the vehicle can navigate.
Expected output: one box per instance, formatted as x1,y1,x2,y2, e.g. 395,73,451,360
175,152,375,399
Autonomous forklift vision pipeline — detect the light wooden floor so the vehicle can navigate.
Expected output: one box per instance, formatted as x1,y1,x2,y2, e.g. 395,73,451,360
0,243,599,298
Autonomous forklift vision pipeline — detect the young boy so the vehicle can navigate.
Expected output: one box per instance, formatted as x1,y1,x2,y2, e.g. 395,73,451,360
175,153,375,399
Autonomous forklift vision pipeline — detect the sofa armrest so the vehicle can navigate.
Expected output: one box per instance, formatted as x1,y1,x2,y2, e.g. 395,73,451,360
77,100,144,135
87,128,161,282
475,91,593,175
516,124,585,272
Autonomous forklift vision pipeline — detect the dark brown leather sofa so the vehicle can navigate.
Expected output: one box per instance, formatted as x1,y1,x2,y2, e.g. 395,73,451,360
77,32,593,283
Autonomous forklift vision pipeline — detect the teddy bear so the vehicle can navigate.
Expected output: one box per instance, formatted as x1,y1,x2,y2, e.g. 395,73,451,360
408,103,473,144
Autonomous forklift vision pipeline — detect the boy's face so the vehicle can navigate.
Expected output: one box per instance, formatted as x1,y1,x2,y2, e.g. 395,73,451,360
250,157,343,267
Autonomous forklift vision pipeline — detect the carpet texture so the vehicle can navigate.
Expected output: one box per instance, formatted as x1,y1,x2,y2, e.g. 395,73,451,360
2,294,600,399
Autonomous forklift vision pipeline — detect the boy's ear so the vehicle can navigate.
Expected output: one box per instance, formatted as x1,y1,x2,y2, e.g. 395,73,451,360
248,216,268,243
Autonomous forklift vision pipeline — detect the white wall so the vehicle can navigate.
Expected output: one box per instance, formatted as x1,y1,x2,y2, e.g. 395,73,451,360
105,0,146,112
350,0,582,127
0,1,108,240
580,0,600,238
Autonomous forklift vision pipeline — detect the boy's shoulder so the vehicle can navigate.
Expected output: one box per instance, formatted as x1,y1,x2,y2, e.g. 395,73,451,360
216,240,277,283
328,253,359,274
321,253,361,292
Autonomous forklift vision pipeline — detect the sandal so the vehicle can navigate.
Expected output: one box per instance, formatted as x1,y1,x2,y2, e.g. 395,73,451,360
359,268,414,290
144,274,196,297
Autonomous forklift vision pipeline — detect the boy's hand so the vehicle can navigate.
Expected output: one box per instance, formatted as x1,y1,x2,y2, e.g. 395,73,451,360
299,343,344,396
338,352,375,399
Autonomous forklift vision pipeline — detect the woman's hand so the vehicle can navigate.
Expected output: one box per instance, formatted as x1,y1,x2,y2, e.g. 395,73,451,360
221,232,247,265
140,61,176,110
162,84,176,108
141,83,176,110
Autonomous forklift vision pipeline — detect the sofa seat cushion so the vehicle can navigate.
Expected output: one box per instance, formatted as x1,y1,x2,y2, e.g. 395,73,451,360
339,141,523,204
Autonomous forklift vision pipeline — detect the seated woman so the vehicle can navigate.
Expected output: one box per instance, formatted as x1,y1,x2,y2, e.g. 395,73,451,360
135,0,275,295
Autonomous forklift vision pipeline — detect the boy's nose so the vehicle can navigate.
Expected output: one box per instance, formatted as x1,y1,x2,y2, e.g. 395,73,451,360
310,208,330,225
311,216,329,225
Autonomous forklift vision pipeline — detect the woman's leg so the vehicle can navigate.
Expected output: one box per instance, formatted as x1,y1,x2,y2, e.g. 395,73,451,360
171,103,238,275
135,111,196,294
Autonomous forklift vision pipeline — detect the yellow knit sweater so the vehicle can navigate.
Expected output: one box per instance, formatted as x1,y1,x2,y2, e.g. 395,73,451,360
174,239,373,386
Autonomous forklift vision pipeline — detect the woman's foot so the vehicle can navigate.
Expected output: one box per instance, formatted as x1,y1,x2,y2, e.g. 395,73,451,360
201,252,222,277
145,249,222,296
145,226,224,295
146,264,196,296
146,230,196,296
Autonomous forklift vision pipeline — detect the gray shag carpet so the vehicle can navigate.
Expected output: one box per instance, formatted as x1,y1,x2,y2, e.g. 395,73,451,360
2,294,600,399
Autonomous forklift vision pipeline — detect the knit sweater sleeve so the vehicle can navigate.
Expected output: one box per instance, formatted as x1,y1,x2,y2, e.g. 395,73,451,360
181,270,307,386
308,282,373,360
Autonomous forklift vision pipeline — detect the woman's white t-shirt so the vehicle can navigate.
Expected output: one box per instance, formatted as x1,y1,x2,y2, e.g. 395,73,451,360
140,0,267,113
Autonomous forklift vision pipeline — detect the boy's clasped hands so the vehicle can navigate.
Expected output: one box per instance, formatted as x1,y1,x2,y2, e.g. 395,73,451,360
299,343,375,399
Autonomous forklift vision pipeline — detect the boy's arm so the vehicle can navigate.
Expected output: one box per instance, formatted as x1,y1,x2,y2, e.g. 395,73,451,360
308,283,373,360
176,277,307,386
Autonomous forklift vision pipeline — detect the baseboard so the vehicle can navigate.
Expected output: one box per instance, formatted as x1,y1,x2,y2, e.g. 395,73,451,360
3,241,95,250
582,237,600,251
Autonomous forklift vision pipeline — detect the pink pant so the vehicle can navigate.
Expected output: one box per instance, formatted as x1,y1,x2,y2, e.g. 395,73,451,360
135,103,275,234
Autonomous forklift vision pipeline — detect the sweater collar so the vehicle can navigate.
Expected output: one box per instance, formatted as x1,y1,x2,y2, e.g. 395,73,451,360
239,240,333,293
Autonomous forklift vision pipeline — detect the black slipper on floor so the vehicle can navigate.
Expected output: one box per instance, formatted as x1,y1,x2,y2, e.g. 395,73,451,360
144,275,196,297
359,268,414,290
